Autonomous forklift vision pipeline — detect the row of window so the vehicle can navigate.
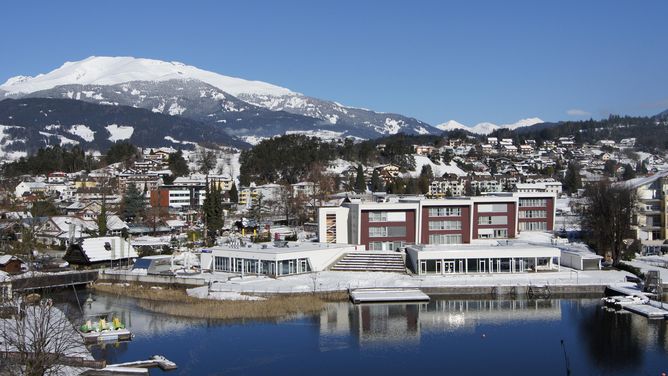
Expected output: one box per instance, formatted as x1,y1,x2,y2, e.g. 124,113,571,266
428,207,462,217
478,228,508,239
519,221,547,231
369,241,406,251
428,220,462,231
519,210,547,219
368,211,407,222
478,215,508,225
519,199,547,207
368,226,407,237
428,234,462,245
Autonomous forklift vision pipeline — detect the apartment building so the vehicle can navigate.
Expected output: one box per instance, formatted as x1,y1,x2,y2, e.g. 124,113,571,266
621,170,668,241
318,193,556,249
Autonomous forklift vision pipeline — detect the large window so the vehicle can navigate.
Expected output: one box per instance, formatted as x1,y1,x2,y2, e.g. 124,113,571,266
519,210,547,218
519,199,547,207
428,234,462,245
478,215,508,225
428,207,461,217
368,211,406,222
214,256,230,272
478,229,508,239
519,221,547,231
368,226,406,237
429,220,462,231
325,214,337,243
477,203,508,213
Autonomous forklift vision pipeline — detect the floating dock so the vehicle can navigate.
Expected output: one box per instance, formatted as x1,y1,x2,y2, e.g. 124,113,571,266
604,284,668,320
349,288,430,304
623,301,668,319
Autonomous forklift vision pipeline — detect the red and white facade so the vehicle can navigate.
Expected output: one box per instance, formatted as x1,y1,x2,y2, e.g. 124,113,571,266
318,193,556,250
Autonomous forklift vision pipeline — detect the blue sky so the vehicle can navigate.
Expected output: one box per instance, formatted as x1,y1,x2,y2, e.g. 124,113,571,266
1,0,667,125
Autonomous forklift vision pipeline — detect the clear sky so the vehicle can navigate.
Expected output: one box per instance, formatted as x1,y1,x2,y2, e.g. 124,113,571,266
1,0,667,126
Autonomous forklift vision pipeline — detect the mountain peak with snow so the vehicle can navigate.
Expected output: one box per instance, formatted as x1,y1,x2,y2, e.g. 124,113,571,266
435,117,544,135
0,56,295,97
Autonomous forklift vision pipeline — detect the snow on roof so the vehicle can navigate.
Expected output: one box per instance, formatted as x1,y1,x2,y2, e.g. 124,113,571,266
79,237,138,263
618,169,668,189
106,215,128,231
0,255,21,265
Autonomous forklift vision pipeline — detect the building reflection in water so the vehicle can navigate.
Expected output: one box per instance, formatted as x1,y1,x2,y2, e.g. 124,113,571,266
319,298,561,348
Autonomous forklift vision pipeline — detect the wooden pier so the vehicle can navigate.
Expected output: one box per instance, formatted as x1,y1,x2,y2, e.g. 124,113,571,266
82,355,177,375
11,270,99,292
349,288,430,304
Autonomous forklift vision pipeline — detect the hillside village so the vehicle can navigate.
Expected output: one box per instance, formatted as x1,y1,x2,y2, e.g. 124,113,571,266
0,122,666,290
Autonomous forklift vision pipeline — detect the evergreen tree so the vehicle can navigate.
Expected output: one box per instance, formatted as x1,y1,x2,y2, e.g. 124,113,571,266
122,183,146,222
203,181,225,244
355,165,366,193
168,150,190,177
370,169,384,192
229,182,239,203
563,162,582,195
622,164,636,181
418,165,433,194
97,202,108,236
445,187,453,197
199,150,217,174
464,180,474,196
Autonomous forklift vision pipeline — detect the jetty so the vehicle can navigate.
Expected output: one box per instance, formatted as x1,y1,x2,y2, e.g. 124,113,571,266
349,288,430,304
604,284,668,319
82,355,177,375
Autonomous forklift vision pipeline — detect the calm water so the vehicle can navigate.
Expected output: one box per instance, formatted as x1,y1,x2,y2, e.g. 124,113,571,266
58,291,668,376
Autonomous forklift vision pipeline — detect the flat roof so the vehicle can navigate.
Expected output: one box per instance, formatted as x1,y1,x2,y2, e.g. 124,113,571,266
407,242,560,259
207,241,358,256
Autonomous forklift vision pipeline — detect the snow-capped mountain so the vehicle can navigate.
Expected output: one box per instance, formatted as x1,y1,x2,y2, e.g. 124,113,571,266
1,56,439,140
0,98,247,160
435,117,544,135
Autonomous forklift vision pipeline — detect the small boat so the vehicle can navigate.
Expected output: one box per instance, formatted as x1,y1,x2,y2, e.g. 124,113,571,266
78,313,133,344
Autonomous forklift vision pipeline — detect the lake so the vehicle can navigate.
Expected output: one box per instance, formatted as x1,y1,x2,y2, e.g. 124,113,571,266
60,290,668,375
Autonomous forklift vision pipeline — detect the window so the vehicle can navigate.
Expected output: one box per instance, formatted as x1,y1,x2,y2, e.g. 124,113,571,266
368,211,406,222
368,212,387,222
519,210,547,219
428,234,462,245
519,199,547,207
369,227,387,237
428,220,462,231
478,216,507,225
214,256,230,271
428,207,461,217
477,203,508,213
325,214,337,243
477,229,508,239
368,226,406,237
519,222,547,231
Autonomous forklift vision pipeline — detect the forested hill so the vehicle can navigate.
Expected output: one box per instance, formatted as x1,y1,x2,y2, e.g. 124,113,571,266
490,114,668,150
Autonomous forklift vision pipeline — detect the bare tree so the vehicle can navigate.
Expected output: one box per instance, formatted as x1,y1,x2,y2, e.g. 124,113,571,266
581,181,636,264
0,299,87,376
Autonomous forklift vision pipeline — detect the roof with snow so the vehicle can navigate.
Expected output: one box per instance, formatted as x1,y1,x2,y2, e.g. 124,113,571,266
65,236,138,264
618,169,668,189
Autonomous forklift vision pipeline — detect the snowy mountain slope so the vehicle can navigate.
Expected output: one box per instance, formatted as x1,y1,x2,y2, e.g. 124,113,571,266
435,120,468,132
18,79,374,141
1,56,440,138
0,98,248,161
435,117,544,135
0,56,292,97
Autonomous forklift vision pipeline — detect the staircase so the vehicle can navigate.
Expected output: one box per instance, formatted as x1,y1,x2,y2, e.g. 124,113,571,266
330,252,406,273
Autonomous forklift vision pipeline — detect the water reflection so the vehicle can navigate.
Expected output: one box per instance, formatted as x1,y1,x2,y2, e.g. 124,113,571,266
320,299,562,348
48,289,668,375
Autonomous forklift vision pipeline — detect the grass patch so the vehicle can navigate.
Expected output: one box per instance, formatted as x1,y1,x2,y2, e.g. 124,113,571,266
91,283,347,321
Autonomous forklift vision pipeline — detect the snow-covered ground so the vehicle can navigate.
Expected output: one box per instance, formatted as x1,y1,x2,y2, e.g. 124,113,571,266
105,124,134,141
404,155,467,178
202,268,629,295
